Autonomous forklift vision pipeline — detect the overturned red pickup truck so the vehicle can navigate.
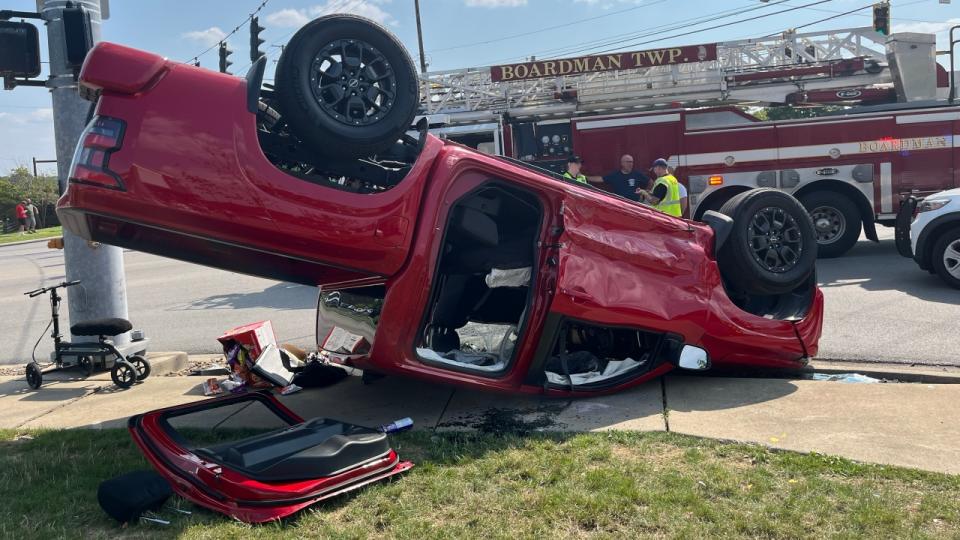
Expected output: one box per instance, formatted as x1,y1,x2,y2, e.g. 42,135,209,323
58,15,823,398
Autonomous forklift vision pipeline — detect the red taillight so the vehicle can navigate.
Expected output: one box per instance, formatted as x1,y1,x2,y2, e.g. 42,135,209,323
69,116,126,190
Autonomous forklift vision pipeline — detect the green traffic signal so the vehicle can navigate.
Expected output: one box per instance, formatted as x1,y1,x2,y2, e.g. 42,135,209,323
872,3,890,36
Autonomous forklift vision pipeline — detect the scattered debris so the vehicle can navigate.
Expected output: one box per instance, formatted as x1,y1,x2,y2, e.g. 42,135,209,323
190,365,230,376
811,373,881,384
201,378,222,396
280,383,302,395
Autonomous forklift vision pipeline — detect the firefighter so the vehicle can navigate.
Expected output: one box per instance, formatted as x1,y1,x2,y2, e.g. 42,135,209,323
562,155,588,184
639,158,682,217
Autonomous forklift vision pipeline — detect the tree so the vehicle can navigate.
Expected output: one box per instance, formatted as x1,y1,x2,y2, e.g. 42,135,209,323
751,105,846,121
0,167,60,229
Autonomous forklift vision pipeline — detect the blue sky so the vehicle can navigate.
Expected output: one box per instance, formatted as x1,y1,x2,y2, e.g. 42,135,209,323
1,0,957,174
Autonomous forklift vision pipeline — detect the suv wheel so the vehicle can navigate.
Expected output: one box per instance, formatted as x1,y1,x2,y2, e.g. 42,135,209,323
932,227,960,289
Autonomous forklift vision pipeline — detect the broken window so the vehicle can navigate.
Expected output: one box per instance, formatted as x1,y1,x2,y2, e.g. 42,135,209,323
544,321,671,388
417,183,541,374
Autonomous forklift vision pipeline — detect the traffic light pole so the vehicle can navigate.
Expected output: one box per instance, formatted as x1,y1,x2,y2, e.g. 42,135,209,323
39,0,131,350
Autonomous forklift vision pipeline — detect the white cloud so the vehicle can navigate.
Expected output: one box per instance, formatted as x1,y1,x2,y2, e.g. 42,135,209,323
573,0,643,7
465,0,527,6
0,110,56,170
893,18,960,53
29,108,53,122
265,0,397,28
181,26,227,47
892,18,960,36
264,8,311,28
0,108,54,125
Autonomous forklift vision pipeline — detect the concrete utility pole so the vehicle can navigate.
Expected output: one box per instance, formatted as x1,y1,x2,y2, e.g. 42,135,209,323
39,0,130,349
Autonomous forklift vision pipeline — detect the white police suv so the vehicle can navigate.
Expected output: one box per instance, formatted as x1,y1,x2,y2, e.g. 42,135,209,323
896,188,960,289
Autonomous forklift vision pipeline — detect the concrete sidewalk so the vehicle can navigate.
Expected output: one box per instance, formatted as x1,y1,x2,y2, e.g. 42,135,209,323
1,361,958,475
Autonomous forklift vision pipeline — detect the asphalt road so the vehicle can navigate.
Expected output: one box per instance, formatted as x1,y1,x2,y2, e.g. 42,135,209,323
1,227,957,366
1,240,317,366
815,227,960,365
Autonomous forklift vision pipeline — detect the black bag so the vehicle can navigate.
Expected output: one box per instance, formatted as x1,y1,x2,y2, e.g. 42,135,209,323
293,360,349,388
97,470,173,524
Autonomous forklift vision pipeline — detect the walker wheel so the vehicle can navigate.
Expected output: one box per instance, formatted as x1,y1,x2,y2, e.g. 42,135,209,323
78,355,94,376
128,355,151,382
111,360,137,389
26,362,43,390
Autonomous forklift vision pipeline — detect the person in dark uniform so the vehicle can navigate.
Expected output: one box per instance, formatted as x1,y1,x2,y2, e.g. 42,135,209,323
586,154,649,201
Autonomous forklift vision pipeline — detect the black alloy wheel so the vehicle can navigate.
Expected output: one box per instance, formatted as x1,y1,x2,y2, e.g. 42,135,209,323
310,39,397,127
718,188,817,296
747,206,804,273
275,15,419,158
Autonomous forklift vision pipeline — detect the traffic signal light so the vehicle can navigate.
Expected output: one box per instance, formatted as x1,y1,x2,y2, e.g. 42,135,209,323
873,2,890,36
250,16,266,63
218,41,233,74
62,4,93,68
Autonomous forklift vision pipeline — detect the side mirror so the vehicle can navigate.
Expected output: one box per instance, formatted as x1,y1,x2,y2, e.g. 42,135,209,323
677,345,710,371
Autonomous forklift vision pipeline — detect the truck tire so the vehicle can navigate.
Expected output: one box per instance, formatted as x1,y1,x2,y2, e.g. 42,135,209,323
932,227,960,289
274,15,419,158
798,191,861,258
718,188,817,296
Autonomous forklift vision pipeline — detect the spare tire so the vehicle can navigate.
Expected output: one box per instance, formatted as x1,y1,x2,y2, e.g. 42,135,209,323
718,188,817,296
275,15,419,158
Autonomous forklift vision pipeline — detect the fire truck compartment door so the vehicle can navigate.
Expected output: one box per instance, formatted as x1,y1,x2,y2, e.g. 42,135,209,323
893,119,956,196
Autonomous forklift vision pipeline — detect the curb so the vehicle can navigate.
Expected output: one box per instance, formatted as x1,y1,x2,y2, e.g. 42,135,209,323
805,360,960,385
146,351,188,377
704,360,960,385
0,235,58,248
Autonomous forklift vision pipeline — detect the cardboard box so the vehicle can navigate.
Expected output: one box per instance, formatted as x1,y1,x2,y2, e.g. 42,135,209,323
217,321,277,361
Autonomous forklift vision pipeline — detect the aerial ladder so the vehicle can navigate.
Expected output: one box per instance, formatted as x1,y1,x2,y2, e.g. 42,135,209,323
417,27,937,125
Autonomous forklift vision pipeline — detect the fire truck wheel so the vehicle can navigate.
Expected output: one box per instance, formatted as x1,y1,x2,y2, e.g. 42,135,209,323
798,191,861,258
275,14,419,159
932,227,960,289
718,188,817,296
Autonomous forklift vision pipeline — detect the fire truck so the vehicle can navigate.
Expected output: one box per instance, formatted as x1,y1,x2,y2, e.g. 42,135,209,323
417,27,957,257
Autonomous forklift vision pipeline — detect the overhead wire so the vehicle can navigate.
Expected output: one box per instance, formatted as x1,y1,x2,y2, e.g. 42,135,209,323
425,0,672,54
186,0,272,65
585,0,835,56
754,0,933,39
236,0,357,76
766,0,942,25
480,0,794,66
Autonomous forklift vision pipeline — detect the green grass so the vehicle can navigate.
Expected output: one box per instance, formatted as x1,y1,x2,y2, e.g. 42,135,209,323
0,226,63,245
1,429,958,539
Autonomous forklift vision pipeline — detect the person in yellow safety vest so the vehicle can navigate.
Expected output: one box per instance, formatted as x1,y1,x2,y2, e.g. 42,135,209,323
638,158,682,217
562,155,589,184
